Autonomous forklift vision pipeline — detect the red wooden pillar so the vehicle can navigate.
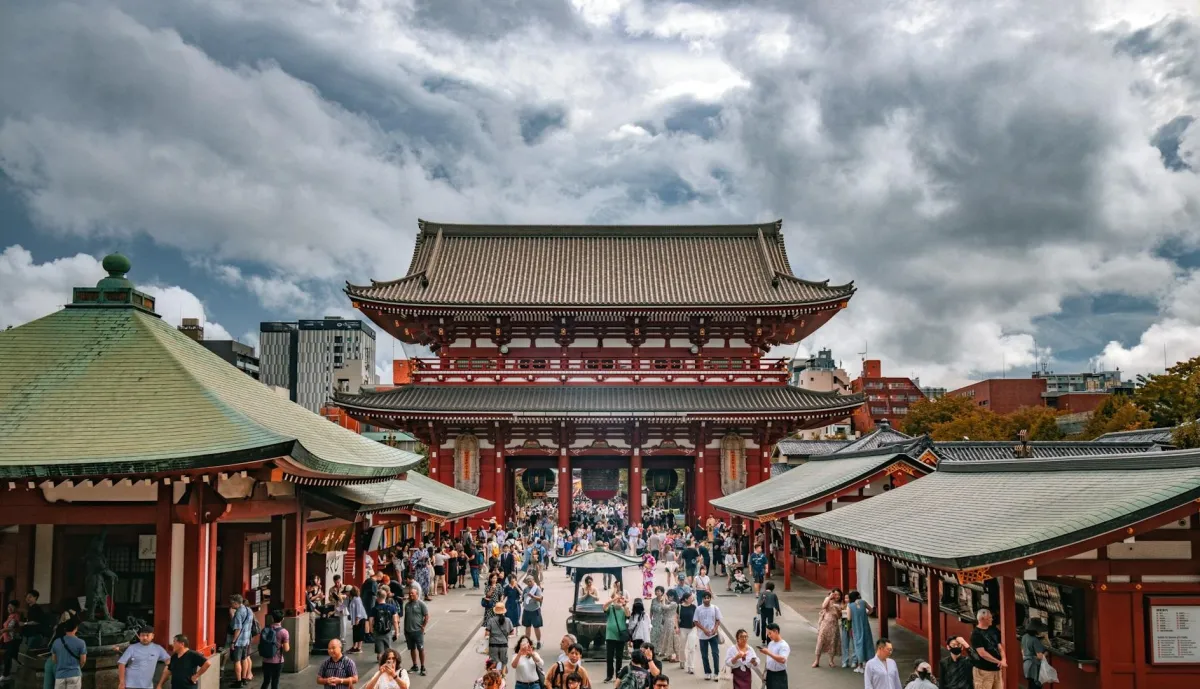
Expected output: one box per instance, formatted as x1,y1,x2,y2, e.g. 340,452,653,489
925,574,942,672
999,577,1019,689
746,448,761,488
352,519,368,585
693,450,705,523
181,522,216,654
629,451,642,527
558,450,571,527
494,456,506,524
876,558,890,642
782,517,792,591
837,547,851,594
283,508,306,613
153,484,174,647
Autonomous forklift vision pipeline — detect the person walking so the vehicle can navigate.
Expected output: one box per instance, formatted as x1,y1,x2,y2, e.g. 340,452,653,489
258,614,289,689
904,661,937,689
756,582,781,645
369,591,400,655
629,599,651,650
676,592,698,675
649,588,679,664
970,609,1006,689
748,546,768,595
758,623,789,689
116,626,170,689
228,594,255,688
521,575,544,649
847,591,874,674
50,617,87,689
156,635,211,689
1,600,23,682
401,586,429,677
485,602,515,677
863,639,902,689
546,642,591,689
1021,620,1048,689
692,592,722,681
813,588,842,667
509,636,544,689
602,588,630,683
316,640,358,689
723,629,758,689
503,575,523,633
346,588,367,654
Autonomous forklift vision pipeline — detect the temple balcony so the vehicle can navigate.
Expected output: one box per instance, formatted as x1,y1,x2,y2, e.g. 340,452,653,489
408,355,791,385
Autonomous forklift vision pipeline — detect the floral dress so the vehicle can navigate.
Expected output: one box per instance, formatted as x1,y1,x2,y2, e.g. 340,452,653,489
642,556,657,597
815,595,843,656
481,583,503,628
650,597,680,660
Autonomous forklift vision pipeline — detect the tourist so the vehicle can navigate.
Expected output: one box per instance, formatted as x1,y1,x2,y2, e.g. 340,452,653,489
361,573,380,625
433,546,448,596
509,636,544,689
693,566,711,598
1021,619,1049,689
676,592,698,674
971,609,1006,689
651,675,669,689
813,588,842,668
346,587,367,654
475,669,503,689
369,591,400,655
555,635,577,664
759,623,789,689
723,629,758,689
520,575,544,648
940,636,973,689
1,600,22,681
641,555,656,598
156,635,211,689
50,616,87,689
227,594,254,688
528,551,545,587
681,542,699,585
411,547,432,602
748,546,768,595
863,639,902,689
468,540,483,589
847,591,874,674
840,599,855,668
401,586,428,676
317,640,358,689
905,661,937,689
486,601,515,676
629,599,651,650
649,588,679,663
116,626,169,689
661,546,678,588
602,587,630,683
546,643,591,688
259,613,289,689
482,571,504,632
648,529,663,561
756,582,781,645
692,592,722,681
503,575,523,632
614,648,651,689
501,545,517,578
361,648,408,689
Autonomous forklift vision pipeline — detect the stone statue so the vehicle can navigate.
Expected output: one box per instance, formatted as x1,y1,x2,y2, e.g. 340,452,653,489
84,529,118,621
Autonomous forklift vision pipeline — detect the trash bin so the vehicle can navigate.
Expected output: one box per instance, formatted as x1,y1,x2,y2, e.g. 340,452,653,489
312,616,342,653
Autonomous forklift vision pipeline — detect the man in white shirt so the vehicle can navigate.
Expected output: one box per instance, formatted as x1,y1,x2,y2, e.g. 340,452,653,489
758,623,789,689
863,639,903,689
692,593,723,680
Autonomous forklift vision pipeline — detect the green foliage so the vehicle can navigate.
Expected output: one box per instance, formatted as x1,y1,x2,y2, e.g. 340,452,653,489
902,395,1063,441
1172,423,1200,449
902,395,981,436
1134,355,1200,427
1073,396,1151,440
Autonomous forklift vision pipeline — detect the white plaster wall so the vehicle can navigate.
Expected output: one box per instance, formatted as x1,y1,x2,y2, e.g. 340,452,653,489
669,339,692,348
729,339,749,348
170,523,185,638
509,338,533,348
33,525,53,598
571,338,600,348
601,339,633,348
1143,575,1200,583
534,338,558,348
643,338,666,348
450,338,473,348
1107,541,1190,559
856,552,876,606
42,482,157,503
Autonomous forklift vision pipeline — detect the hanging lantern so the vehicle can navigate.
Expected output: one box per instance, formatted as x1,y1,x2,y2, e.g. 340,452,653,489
581,467,620,501
521,468,556,496
645,469,679,495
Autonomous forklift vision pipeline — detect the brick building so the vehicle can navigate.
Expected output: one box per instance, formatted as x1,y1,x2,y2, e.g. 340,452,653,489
850,359,925,433
947,378,1047,414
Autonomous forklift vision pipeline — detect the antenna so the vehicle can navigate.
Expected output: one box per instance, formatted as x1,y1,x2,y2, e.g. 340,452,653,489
858,341,868,361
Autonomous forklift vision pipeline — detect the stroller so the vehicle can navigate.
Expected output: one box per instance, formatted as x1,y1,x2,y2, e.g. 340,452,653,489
731,566,753,594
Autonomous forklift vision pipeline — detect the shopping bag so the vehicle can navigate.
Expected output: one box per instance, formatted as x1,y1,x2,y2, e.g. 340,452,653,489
475,637,489,655
752,614,761,638
1039,658,1060,684
717,661,733,685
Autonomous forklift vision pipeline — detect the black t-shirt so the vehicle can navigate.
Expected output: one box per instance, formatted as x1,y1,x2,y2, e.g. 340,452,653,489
682,547,699,568
168,650,207,689
940,654,974,689
678,604,696,629
970,626,1002,671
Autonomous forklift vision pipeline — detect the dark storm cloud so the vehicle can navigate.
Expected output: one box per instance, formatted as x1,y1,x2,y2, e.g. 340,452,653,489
518,105,567,144
1153,115,1195,170
411,0,582,40
662,100,724,139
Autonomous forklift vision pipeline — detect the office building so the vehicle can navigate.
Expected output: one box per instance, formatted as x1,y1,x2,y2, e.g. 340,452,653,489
850,359,926,433
260,316,377,412
177,318,260,379
789,348,854,439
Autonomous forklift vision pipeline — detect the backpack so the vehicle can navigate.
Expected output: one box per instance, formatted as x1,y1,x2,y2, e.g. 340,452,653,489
257,626,278,659
617,667,647,689
250,616,262,638
374,606,394,634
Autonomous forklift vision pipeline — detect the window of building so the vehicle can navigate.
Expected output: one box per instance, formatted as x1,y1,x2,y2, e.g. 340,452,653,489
870,406,888,414
894,407,908,414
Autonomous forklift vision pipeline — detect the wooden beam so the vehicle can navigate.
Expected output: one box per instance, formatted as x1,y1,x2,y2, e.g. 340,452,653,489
1037,558,1200,577
219,498,300,521
0,504,157,524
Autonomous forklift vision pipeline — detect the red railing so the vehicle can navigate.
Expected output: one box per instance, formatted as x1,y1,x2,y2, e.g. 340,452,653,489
410,356,789,383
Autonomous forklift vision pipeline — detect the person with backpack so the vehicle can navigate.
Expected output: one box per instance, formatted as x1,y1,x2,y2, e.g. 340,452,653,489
545,643,591,689
368,592,400,655
259,613,290,689
50,617,87,689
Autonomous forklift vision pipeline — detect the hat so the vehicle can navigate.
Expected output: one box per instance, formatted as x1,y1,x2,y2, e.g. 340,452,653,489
493,601,507,615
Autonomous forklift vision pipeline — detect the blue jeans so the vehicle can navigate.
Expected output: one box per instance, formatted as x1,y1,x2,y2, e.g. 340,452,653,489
699,635,720,675
470,568,480,587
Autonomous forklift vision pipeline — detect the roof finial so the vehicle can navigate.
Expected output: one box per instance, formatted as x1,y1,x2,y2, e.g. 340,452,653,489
96,253,134,290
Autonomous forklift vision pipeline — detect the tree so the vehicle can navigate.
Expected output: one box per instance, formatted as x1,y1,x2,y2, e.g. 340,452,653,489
928,407,1009,441
1074,396,1151,440
1003,406,1064,441
1134,355,1200,427
1172,423,1200,449
902,395,980,436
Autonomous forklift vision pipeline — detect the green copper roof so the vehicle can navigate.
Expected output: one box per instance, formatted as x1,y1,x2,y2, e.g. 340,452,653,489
320,471,493,519
0,293,421,479
710,450,930,518
791,449,1200,571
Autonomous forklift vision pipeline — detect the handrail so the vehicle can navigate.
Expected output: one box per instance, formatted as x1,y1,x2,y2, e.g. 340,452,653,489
417,356,788,372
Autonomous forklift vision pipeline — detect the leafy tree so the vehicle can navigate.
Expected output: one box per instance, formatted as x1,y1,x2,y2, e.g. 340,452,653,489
1074,396,1151,440
928,407,1008,441
1003,406,1064,440
902,395,981,436
1172,423,1200,449
1134,355,1200,427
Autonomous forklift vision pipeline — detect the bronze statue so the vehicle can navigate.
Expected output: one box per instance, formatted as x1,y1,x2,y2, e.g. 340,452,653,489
84,529,118,621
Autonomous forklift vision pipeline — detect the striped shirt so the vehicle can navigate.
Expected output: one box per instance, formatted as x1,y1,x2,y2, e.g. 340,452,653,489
317,655,357,681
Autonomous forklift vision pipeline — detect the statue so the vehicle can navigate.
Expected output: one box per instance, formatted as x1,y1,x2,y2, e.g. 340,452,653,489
84,529,118,621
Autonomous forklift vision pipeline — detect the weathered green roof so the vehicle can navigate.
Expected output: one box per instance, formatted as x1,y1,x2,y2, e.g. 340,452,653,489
320,471,493,519
791,449,1200,571
360,431,419,444
0,305,421,479
553,549,645,570
711,451,930,518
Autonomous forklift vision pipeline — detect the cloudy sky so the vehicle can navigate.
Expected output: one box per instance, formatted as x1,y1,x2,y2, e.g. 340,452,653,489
2,0,1199,389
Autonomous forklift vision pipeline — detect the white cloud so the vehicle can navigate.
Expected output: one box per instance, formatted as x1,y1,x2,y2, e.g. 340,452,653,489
0,246,103,328
141,284,232,340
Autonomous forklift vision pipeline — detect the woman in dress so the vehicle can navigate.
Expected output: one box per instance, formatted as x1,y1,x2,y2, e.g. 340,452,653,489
411,546,432,601
724,629,758,689
447,544,460,591
813,588,843,667
481,571,504,631
363,648,410,689
662,545,678,588
847,590,874,674
649,587,680,663
641,554,657,598
503,574,523,631
629,598,651,650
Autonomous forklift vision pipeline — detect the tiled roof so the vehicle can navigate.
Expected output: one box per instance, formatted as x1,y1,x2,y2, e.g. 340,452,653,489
553,549,645,569
929,441,1161,463
345,221,855,308
711,450,930,518
0,307,421,479
1095,427,1177,444
335,385,864,419
776,439,851,457
323,471,493,519
832,424,914,454
792,449,1200,570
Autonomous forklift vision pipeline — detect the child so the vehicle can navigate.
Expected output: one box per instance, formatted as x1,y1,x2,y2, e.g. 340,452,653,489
731,567,752,594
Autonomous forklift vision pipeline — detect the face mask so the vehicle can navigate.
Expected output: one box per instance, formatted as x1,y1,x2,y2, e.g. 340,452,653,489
950,648,961,656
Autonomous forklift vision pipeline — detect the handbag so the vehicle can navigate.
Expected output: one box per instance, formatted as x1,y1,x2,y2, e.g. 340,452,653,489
608,605,632,644
534,661,549,688
752,614,761,638
474,637,488,655
1038,657,1060,684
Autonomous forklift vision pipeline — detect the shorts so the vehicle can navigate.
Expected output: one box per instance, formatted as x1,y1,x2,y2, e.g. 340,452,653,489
374,634,392,654
404,631,424,650
54,678,82,689
753,571,765,584
434,565,445,576
488,644,509,667
521,609,543,628
352,620,366,643
230,645,250,661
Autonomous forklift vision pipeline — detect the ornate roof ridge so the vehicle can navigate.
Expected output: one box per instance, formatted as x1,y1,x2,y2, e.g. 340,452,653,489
938,447,1200,473
414,218,785,237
